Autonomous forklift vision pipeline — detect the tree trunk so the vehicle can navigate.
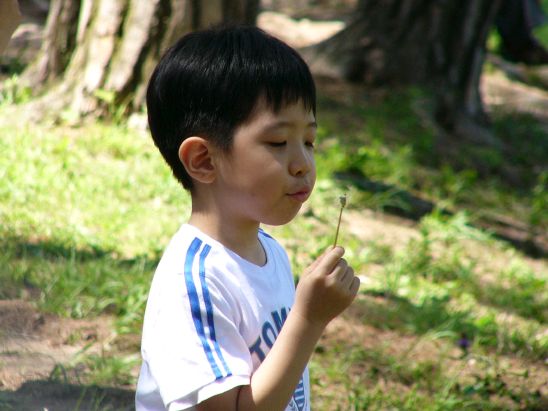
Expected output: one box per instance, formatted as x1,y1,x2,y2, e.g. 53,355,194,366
306,0,502,145
23,0,260,118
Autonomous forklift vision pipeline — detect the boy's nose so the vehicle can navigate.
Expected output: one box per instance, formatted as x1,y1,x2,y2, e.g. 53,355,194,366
289,148,313,177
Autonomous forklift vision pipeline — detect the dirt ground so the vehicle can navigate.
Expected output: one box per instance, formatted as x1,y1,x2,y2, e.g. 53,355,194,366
0,300,134,410
1,4,547,411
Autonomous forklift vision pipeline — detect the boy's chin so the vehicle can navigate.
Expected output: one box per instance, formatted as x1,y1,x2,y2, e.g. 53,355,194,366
262,208,302,226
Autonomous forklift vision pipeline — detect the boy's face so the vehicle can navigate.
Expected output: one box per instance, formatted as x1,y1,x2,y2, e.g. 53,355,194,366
213,99,317,227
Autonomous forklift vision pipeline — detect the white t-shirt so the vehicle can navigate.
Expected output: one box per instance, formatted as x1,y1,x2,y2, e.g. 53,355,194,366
136,224,310,411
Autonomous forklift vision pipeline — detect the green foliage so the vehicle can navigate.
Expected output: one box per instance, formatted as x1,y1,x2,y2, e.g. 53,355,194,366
315,88,546,251
534,0,548,47
535,24,548,47
0,75,32,105
93,88,131,123
492,111,548,181
369,212,546,357
48,361,135,411
0,238,156,333
488,0,548,55
0,121,189,257
530,171,548,230
486,28,502,55
82,353,140,386
311,338,544,410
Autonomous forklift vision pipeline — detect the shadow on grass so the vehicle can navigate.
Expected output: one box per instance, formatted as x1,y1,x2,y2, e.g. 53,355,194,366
356,291,546,360
0,380,134,411
2,233,161,265
333,170,441,220
468,279,547,324
358,292,473,336
334,171,547,258
317,80,547,189
0,235,158,330
1,234,158,277
316,81,547,257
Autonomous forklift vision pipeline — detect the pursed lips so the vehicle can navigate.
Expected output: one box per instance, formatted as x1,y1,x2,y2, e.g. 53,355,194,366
287,187,311,202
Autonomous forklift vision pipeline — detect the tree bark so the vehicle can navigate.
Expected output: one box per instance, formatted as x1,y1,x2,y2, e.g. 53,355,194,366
26,0,80,84
0,0,23,55
23,0,260,118
305,0,503,145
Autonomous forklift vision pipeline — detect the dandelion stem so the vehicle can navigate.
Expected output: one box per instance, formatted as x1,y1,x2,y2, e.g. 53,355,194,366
333,194,347,247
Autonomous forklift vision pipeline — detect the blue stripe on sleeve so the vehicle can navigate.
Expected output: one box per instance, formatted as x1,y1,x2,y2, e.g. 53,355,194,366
184,238,223,380
198,244,232,378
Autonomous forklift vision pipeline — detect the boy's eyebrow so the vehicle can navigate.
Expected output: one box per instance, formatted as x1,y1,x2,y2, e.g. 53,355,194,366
263,120,318,131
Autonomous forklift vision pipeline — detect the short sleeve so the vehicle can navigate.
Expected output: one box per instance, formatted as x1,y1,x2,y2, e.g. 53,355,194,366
141,242,253,409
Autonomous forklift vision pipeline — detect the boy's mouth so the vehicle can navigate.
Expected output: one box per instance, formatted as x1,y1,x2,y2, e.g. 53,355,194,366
287,189,311,202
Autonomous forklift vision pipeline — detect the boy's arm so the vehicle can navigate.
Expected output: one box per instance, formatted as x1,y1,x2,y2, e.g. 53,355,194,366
197,246,359,411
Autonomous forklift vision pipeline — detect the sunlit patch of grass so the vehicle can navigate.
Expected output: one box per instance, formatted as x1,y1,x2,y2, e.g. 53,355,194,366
0,237,154,334
470,260,547,323
0,119,190,258
356,212,546,361
49,351,138,388
310,338,543,410
82,353,140,387
0,75,32,105
0,111,192,340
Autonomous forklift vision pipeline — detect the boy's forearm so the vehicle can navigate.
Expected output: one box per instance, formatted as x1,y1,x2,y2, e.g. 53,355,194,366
237,310,325,411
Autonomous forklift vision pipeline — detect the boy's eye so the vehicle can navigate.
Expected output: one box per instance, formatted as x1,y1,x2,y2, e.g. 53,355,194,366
268,141,286,147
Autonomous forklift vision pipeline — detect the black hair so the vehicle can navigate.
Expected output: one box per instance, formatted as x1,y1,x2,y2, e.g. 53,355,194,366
146,25,316,190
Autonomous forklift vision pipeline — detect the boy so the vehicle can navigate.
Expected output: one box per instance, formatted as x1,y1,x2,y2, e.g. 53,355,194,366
136,25,360,411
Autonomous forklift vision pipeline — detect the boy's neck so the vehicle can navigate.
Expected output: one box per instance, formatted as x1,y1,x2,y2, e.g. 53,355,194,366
188,208,266,266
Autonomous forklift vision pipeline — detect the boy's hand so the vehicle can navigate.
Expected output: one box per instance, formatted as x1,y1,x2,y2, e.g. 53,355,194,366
293,247,360,328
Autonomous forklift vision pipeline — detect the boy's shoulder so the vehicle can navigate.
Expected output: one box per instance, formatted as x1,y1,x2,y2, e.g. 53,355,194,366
171,224,281,251
169,224,279,251
159,224,287,273
150,224,293,310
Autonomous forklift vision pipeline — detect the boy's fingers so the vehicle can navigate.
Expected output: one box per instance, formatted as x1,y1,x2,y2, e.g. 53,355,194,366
316,246,345,275
328,258,348,280
305,246,333,273
339,265,353,285
349,276,361,294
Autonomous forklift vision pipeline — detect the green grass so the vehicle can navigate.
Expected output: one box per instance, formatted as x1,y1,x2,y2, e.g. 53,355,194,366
0,118,192,333
487,0,548,55
535,0,548,47
310,342,541,411
1,73,547,409
317,88,547,232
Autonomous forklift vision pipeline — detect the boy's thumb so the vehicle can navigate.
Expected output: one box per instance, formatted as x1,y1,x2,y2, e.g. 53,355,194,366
306,246,344,275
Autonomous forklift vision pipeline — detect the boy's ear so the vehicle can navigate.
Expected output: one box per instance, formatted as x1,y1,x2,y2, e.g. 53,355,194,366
178,137,216,184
